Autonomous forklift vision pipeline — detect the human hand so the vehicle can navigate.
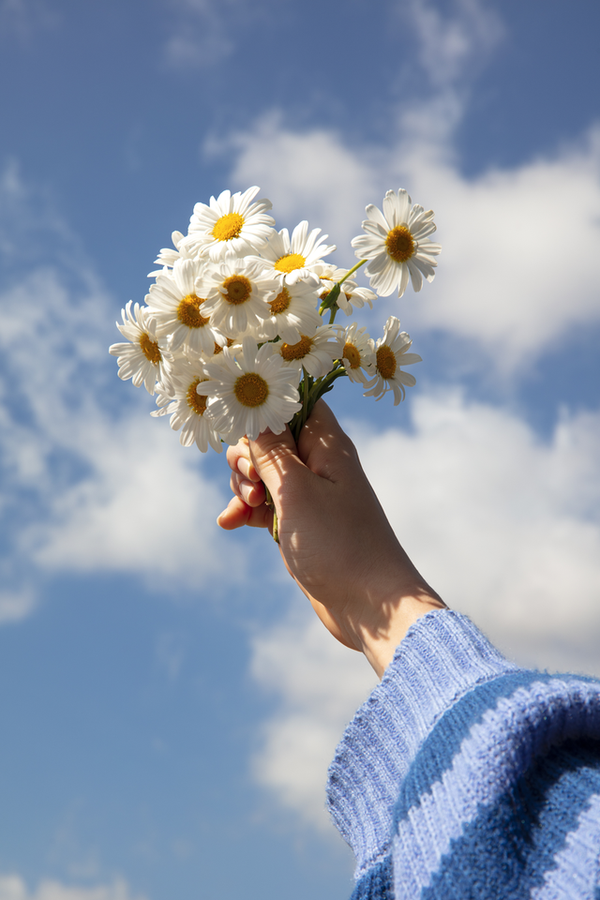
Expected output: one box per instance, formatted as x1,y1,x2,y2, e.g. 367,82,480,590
218,400,445,678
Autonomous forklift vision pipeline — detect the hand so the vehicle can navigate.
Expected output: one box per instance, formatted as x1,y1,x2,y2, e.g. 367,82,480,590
218,400,446,678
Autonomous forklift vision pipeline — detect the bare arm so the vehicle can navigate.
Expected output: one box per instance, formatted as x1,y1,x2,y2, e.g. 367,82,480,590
218,400,446,679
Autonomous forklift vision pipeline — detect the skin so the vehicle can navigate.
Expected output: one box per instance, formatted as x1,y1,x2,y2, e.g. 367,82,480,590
217,400,446,679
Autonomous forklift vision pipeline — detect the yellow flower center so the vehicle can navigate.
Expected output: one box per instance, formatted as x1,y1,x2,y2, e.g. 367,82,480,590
376,345,397,379
177,294,210,328
280,335,313,361
213,338,235,356
212,212,244,242
343,342,361,369
187,377,208,416
223,275,252,305
385,225,415,263
274,253,306,274
269,287,292,315
139,332,161,364
234,372,269,408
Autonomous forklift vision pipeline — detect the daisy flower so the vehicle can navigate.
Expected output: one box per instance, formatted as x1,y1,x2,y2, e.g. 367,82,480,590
256,221,336,286
109,301,168,394
146,258,226,356
314,262,347,307
199,336,302,443
181,186,275,262
312,264,376,316
274,324,339,379
196,258,280,338
147,231,197,278
334,322,375,384
151,358,223,454
254,280,323,344
313,262,348,296
363,316,422,405
335,280,377,316
351,189,441,298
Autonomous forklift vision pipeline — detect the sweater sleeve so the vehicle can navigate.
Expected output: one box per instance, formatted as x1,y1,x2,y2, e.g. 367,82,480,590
326,609,600,900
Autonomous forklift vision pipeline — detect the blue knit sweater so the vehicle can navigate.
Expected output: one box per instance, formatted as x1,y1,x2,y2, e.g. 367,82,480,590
326,610,600,899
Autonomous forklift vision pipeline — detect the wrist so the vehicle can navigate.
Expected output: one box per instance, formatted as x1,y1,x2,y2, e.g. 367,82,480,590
353,588,446,680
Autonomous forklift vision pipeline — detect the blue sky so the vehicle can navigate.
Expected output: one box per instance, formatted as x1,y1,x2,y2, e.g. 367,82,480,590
1,1,600,899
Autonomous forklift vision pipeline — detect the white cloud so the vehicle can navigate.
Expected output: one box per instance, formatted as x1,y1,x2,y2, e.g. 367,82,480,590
0,587,36,624
0,165,243,618
250,607,377,831
0,874,147,900
403,127,600,370
27,413,230,586
214,112,381,250
350,392,600,674
406,0,504,88
0,265,234,588
222,114,600,373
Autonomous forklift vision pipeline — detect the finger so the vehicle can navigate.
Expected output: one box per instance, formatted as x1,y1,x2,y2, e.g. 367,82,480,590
233,473,266,507
217,496,252,530
217,495,272,531
248,425,307,507
226,439,261,482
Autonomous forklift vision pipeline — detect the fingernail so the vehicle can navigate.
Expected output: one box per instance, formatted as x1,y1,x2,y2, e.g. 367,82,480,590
240,482,253,503
238,458,252,479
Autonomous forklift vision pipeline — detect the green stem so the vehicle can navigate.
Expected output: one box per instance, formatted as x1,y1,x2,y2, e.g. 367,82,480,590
263,483,279,544
318,259,367,318
337,258,366,285
302,369,310,418
307,364,348,406
318,282,340,316
267,263,367,544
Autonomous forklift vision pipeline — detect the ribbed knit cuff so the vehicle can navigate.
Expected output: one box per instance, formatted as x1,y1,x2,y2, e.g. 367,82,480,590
325,609,519,877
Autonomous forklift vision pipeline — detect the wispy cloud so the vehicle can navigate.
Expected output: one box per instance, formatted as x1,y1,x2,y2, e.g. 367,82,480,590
0,0,57,43
161,0,256,68
0,873,147,900
250,607,376,831
0,587,36,624
406,0,504,89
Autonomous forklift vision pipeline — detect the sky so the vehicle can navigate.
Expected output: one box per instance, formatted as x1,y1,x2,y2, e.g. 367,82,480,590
1,0,600,898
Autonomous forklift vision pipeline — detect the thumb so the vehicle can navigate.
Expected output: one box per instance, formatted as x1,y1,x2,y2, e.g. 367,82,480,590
248,425,308,512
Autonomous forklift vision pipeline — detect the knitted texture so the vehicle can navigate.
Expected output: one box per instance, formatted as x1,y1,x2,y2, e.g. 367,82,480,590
326,610,600,900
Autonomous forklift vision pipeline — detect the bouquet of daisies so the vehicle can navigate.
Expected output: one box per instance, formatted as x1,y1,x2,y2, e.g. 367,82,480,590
110,186,440,524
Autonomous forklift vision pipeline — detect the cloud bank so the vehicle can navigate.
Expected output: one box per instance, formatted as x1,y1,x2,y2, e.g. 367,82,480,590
222,116,600,373
0,165,242,618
